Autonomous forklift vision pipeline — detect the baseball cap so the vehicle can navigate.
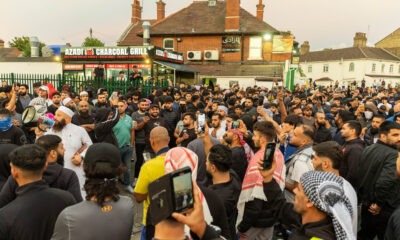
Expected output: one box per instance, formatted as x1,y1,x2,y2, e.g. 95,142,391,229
84,143,121,169
39,85,49,92
150,103,160,109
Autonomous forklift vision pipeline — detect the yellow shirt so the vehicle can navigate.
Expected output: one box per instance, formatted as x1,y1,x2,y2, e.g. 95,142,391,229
134,155,165,225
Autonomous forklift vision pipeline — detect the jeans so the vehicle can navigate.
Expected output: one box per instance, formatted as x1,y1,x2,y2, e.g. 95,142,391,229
120,145,133,186
135,143,146,178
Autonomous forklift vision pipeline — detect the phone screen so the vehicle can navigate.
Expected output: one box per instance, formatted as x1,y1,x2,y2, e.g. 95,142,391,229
197,114,206,134
263,143,276,170
232,121,240,129
172,171,193,212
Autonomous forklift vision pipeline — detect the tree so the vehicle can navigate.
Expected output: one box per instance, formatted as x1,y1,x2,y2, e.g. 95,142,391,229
8,36,46,57
82,37,105,47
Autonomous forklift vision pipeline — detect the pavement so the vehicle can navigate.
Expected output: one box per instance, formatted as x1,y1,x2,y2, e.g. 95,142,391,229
118,183,142,240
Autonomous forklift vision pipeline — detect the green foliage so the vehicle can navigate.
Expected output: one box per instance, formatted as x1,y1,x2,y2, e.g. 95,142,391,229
82,37,105,47
8,36,46,57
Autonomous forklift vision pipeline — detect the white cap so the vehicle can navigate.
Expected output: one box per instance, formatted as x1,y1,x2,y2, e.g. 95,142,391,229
57,106,74,118
62,97,72,106
39,85,49,92
79,91,88,96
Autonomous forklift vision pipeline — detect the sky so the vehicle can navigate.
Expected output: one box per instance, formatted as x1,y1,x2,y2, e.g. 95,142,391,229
1,0,399,51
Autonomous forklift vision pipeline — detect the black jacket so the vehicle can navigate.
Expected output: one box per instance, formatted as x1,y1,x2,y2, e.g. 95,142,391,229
358,141,400,212
341,138,366,188
0,144,18,191
160,108,180,147
385,206,400,240
0,181,76,240
263,180,336,240
314,126,332,144
0,162,82,208
94,108,119,147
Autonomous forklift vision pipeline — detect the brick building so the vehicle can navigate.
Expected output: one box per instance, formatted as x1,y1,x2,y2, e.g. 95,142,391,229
376,27,400,58
118,0,294,88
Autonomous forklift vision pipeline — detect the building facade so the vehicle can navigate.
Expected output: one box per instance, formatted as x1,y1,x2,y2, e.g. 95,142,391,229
376,27,400,58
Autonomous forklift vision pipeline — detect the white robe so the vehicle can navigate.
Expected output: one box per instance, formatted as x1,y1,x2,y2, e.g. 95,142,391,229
46,123,93,197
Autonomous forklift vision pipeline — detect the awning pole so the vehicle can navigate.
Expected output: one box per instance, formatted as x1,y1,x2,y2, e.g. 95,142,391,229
174,69,176,86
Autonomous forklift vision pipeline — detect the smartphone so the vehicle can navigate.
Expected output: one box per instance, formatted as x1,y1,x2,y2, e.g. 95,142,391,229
232,121,240,129
197,113,206,134
263,142,276,170
148,167,193,225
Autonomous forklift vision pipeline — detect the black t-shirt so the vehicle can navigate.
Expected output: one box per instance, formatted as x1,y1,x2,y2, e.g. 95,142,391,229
231,146,248,182
47,104,59,115
179,128,197,147
0,126,26,146
144,117,169,153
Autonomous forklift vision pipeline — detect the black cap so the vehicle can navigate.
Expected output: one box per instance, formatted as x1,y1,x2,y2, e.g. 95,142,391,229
84,143,121,169
150,103,160,109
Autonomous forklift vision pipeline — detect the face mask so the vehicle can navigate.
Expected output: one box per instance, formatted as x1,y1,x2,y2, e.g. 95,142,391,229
364,111,373,120
0,117,13,132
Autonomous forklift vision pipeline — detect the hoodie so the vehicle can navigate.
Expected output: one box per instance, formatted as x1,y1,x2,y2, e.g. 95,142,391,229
342,138,366,188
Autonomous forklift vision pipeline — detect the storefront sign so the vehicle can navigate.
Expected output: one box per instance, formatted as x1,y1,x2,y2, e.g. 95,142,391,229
85,64,99,68
272,35,294,53
62,47,148,60
105,64,128,69
222,36,241,52
129,64,151,69
153,47,184,64
63,64,83,70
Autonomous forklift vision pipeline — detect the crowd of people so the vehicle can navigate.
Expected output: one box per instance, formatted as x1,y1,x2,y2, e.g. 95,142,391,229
0,80,400,240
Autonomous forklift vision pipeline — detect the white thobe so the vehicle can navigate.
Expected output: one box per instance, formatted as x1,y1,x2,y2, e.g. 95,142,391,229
46,123,93,197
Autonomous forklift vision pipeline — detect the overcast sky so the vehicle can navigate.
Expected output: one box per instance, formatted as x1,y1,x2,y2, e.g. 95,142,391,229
1,0,399,50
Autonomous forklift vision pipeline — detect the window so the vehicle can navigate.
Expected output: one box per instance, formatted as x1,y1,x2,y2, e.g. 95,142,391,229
248,37,262,60
381,64,385,73
308,65,312,73
163,39,174,51
372,63,376,72
398,65,400,74
349,62,355,72
323,64,329,73
390,64,394,73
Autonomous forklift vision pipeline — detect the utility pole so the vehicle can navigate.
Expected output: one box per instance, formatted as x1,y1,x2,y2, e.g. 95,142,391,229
90,28,93,38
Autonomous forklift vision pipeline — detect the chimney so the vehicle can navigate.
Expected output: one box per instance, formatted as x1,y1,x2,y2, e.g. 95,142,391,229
142,21,151,46
225,0,240,32
353,32,367,47
0,39,4,48
131,0,142,24
66,43,72,47
156,0,166,22
300,41,310,55
256,0,265,21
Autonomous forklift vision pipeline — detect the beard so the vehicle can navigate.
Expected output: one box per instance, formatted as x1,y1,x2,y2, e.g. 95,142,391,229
224,136,233,145
56,153,64,166
52,119,67,132
183,123,190,128
370,127,379,135
19,92,27,96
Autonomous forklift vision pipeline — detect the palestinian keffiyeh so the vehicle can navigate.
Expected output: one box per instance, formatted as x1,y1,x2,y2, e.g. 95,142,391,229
300,171,357,240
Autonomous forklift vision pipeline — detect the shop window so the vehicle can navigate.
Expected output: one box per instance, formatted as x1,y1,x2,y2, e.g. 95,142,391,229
248,37,262,60
390,64,394,73
349,62,355,72
323,64,329,73
372,63,376,72
163,39,174,51
308,65,312,73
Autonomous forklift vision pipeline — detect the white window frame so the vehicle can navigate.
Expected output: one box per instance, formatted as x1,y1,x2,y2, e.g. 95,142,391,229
349,62,355,72
372,63,376,72
248,37,262,60
163,38,174,51
308,65,312,73
323,64,329,73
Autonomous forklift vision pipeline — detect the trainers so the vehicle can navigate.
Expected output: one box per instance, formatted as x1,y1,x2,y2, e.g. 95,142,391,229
125,185,134,194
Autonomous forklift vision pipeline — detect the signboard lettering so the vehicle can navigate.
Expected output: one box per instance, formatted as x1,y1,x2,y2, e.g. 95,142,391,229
63,47,148,60
222,36,241,53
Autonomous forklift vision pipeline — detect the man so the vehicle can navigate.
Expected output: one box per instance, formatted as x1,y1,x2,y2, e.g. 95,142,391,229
358,121,400,240
94,92,109,111
47,91,62,115
46,106,93,197
341,120,365,188
209,113,226,139
140,104,168,159
129,65,142,82
204,144,241,239
0,135,83,207
17,84,33,113
112,99,135,193
279,114,303,162
223,129,248,182
71,100,96,143
314,111,333,143
244,97,257,116
285,124,315,202
0,144,76,240
302,106,314,126
236,121,286,239
134,127,169,240
172,91,181,112
363,114,385,145
29,85,53,113
0,109,26,145
131,99,148,185
334,109,355,145
160,96,180,148
62,97,76,112
116,71,127,81
94,63,105,79
175,112,197,148
260,167,357,239
311,141,342,175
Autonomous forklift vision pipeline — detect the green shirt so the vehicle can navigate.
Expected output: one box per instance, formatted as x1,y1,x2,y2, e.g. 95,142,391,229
113,114,133,148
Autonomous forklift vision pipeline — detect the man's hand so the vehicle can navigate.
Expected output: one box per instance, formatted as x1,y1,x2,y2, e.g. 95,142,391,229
368,203,381,215
182,132,189,140
11,119,19,127
277,91,284,101
71,154,82,166
172,182,207,238
142,116,150,124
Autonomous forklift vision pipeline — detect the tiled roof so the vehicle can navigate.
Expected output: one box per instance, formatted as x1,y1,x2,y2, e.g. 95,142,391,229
148,1,277,35
300,47,400,62
187,63,283,77
0,48,22,58
118,20,157,46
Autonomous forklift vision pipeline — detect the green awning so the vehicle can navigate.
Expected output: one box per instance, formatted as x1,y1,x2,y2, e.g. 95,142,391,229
155,61,200,73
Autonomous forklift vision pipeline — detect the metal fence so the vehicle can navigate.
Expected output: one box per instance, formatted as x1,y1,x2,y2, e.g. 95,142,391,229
0,73,169,97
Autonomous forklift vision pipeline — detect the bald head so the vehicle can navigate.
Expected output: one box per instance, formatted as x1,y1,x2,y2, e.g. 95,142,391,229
78,100,89,113
150,127,170,152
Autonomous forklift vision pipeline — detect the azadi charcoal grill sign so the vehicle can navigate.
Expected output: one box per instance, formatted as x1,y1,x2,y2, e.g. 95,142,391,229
222,36,241,53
